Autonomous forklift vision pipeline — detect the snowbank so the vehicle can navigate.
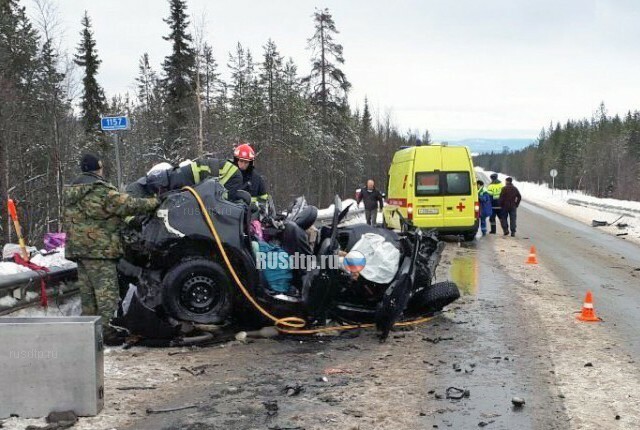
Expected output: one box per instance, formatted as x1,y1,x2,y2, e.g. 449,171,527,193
316,198,361,220
6,294,81,317
0,249,74,276
0,262,31,276
476,167,640,245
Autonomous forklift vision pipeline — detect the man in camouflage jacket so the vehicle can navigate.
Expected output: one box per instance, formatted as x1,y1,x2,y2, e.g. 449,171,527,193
63,154,159,343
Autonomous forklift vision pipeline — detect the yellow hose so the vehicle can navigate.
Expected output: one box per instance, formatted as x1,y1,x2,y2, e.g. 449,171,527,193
183,186,433,335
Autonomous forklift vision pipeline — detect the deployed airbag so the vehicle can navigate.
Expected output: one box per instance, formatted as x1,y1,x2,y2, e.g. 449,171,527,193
350,233,400,284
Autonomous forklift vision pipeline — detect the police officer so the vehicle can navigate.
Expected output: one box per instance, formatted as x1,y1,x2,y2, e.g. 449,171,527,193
64,154,159,345
486,173,504,234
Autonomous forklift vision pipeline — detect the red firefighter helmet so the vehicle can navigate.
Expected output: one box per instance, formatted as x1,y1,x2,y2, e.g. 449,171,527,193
233,143,255,161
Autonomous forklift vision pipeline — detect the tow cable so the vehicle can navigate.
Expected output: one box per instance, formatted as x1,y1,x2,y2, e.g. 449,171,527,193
183,186,434,335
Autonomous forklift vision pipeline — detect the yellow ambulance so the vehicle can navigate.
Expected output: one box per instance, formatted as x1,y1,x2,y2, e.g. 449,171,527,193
382,143,479,240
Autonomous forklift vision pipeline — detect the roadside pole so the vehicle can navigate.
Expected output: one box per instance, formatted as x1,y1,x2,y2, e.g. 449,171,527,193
550,168,558,195
100,115,130,191
114,132,122,191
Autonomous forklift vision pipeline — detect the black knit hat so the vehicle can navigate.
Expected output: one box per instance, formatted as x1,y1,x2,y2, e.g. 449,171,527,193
80,153,102,172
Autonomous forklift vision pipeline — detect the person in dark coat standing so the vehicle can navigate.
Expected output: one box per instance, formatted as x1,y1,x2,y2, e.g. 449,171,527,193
64,154,159,345
357,179,384,226
498,177,522,236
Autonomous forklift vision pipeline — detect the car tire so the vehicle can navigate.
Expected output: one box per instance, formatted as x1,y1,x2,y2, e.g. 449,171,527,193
162,258,233,324
407,281,460,315
462,231,477,241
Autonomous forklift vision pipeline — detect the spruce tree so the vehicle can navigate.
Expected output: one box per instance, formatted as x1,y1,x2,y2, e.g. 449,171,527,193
162,0,196,160
74,11,106,136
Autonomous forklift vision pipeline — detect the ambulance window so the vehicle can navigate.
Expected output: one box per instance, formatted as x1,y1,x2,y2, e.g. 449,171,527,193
415,172,440,195
445,172,471,195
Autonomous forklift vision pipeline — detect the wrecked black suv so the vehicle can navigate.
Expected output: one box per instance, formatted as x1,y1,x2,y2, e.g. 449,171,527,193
116,162,460,340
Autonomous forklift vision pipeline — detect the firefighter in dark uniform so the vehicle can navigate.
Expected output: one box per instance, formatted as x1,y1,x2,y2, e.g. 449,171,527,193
231,143,269,203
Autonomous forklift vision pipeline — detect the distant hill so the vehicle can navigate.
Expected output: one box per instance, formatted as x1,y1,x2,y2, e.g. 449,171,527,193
446,138,535,155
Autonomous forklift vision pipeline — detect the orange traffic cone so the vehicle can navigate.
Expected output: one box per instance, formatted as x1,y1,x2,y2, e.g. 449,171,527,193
577,291,601,322
526,246,538,264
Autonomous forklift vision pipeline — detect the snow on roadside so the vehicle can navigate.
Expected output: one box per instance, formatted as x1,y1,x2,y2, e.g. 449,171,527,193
0,250,75,276
6,295,81,317
316,198,360,219
476,167,640,246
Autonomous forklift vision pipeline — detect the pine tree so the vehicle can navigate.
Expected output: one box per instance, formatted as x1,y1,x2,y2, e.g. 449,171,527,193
161,0,196,160
132,53,165,164
260,39,284,145
0,0,41,242
201,43,219,110
304,8,351,124
628,127,640,161
228,44,264,143
74,11,106,136
38,36,67,232
136,53,157,109
361,96,372,138
281,58,309,148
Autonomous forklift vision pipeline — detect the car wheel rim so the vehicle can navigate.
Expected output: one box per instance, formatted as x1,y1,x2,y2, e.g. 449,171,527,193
180,275,221,314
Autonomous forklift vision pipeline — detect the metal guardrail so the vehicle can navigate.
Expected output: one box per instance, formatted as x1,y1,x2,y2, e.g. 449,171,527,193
567,198,639,218
0,287,79,316
0,265,78,315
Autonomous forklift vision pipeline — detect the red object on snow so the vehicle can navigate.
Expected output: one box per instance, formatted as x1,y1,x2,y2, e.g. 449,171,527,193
13,253,50,308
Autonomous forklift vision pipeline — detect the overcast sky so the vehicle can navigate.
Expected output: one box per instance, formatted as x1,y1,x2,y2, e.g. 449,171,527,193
24,0,640,140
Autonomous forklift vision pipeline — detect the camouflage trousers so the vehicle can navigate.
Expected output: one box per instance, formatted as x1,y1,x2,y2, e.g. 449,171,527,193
75,259,120,333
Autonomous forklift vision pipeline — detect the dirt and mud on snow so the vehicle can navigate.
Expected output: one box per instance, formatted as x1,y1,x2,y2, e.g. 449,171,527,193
2,236,639,430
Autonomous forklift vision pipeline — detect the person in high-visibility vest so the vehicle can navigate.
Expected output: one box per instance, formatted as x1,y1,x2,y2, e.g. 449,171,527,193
215,158,242,202
232,143,270,204
486,173,504,234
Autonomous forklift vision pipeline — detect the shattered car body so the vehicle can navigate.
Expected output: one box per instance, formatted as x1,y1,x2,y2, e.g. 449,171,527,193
116,175,460,340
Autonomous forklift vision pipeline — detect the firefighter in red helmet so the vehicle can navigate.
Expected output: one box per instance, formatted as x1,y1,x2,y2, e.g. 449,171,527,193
229,142,269,203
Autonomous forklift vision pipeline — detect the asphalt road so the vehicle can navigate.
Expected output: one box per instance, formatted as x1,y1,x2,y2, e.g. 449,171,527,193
8,196,635,430
121,203,640,430
518,202,640,356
